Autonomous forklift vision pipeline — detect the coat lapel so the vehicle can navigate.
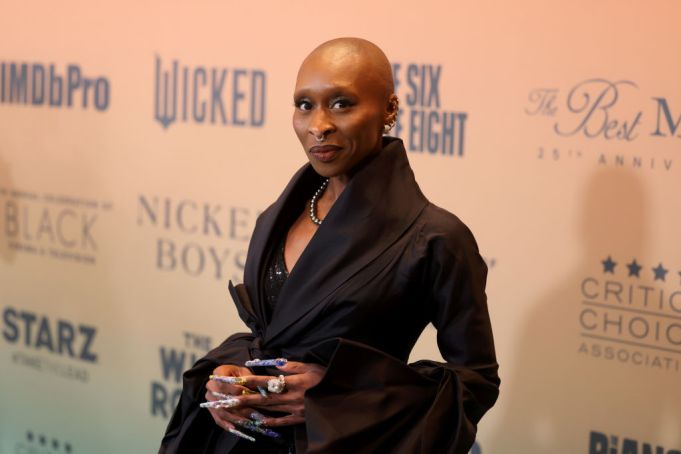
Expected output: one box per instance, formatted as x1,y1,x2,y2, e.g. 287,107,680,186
243,164,322,329
264,138,428,346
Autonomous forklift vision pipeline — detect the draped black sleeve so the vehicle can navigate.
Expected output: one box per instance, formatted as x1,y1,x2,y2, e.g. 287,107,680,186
300,207,499,454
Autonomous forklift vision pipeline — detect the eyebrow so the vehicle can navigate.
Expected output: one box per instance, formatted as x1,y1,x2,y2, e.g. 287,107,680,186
293,86,358,100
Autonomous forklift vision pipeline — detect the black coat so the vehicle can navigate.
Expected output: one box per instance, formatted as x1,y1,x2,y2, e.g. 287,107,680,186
160,137,500,454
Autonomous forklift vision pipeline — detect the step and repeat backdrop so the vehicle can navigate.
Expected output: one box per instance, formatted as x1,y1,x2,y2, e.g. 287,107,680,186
1,1,680,453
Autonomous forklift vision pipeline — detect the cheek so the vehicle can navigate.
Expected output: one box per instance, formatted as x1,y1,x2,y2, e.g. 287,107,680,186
347,115,382,146
292,115,307,140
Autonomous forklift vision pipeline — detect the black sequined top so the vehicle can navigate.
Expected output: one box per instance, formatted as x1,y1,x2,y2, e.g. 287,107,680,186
263,236,289,318
260,236,296,453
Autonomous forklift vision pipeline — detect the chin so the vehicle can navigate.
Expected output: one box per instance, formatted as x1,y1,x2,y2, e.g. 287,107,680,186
308,161,341,178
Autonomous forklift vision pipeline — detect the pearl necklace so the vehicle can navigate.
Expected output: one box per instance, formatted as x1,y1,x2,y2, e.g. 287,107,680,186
309,178,329,225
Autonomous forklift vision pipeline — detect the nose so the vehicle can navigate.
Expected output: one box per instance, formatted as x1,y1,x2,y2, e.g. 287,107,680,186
308,108,335,140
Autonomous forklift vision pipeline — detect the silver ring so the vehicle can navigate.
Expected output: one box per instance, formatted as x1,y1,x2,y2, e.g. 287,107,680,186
267,375,286,394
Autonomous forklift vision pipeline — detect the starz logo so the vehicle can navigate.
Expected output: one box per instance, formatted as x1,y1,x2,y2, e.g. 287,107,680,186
600,255,677,283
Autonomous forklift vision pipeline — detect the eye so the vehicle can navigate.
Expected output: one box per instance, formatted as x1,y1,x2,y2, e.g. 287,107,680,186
294,99,312,111
330,98,353,109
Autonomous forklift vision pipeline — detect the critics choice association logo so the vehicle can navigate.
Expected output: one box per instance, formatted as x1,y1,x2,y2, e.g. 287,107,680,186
13,430,74,454
0,61,110,111
391,62,467,158
154,55,266,129
578,254,681,372
0,188,113,265
526,79,679,172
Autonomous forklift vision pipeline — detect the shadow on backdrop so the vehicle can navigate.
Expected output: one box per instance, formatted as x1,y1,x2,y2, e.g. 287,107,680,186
487,167,681,452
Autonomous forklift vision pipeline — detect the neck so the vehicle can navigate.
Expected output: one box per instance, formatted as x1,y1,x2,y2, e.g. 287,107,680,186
311,175,345,224
325,175,348,203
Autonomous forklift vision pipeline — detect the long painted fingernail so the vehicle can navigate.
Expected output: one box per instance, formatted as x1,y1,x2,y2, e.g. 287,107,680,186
250,411,266,424
235,420,281,438
211,391,231,400
256,386,269,398
245,358,288,367
229,428,255,442
210,375,247,385
199,398,240,409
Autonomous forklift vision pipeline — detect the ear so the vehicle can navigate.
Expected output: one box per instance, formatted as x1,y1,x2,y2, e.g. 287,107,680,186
384,94,399,129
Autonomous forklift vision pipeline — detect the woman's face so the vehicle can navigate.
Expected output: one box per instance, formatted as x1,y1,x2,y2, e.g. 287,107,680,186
292,54,389,179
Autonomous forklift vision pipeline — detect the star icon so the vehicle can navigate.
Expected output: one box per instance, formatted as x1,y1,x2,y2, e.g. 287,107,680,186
626,259,642,278
653,263,668,281
602,256,617,274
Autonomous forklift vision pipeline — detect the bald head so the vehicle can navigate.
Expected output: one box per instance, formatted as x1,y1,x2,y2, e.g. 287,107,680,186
299,37,395,101
292,38,400,178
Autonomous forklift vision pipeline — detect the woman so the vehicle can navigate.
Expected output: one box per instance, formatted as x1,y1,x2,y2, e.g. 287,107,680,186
160,37,499,454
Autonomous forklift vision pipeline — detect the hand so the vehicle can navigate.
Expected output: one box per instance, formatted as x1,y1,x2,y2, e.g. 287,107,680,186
236,361,326,427
204,364,257,431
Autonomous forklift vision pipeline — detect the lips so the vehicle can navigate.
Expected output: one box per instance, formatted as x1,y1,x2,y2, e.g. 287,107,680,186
309,145,342,163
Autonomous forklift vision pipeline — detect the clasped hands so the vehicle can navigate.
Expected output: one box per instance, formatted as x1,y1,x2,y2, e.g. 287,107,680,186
205,361,325,431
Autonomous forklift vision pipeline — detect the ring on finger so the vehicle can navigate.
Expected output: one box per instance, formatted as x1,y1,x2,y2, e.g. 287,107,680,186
267,375,286,394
